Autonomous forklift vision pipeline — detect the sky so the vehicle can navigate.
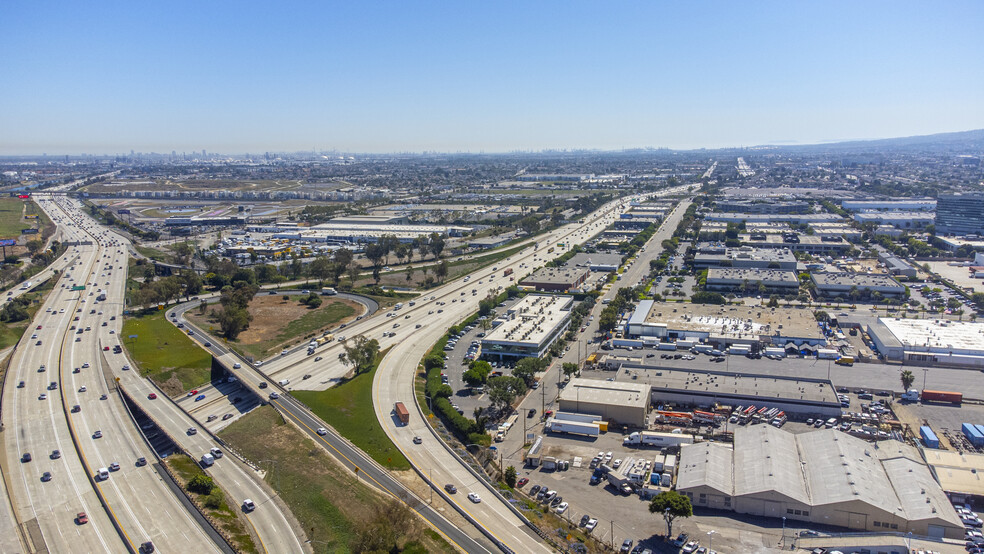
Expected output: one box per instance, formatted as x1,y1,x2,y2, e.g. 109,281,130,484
1,1,983,155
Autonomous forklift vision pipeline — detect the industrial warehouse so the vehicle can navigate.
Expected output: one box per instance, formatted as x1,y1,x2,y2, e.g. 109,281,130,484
676,425,964,539
615,364,844,418
557,378,651,427
867,317,984,368
624,301,826,349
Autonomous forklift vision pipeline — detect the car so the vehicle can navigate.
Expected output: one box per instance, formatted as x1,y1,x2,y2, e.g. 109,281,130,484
467,492,481,503
269,392,280,400
317,427,328,436
444,484,457,494
682,541,700,553
233,362,241,369
187,427,197,435
93,430,102,439
530,484,541,495
122,364,130,371
78,386,86,392
517,478,529,488
195,394,206,401
148,393,157,400
585,518,598,532
259,381,268,388
136,457,147,466
579,514,591,527
109,462,120,471
100,394,108,400
21,452,32,463
314,356,323,362
188,389,198,396
222,413,234,421
671,534,690,547
51,450,61,459
243,499,256,512
38,393,47,400
620,539,633,553
41,471,52,482
76,512,88,525
413,436,423,444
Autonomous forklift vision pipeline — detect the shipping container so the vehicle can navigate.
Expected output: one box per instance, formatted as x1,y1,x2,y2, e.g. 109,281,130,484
921,390,963,405
920,426,940,449
546,419,600,437
962,423,984,447
394,402,410,425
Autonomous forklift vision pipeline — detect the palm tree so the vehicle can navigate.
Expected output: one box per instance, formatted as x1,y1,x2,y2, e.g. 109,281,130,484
900,370,915,391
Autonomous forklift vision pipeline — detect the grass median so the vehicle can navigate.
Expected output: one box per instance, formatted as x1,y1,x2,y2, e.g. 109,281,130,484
121,310,213,395
219,406,450,553
165,453,258,554
292,347,410,471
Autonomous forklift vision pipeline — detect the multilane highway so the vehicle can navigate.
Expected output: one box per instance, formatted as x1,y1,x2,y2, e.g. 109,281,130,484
3,197,218,553
170,185,690,552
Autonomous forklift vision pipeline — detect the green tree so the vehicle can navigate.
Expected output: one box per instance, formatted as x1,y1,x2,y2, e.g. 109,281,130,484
428,233,446,260
338,335,380,375
487,376,526,412
435,260,449,283
649,490,693,538
309,255,332,285
900,369,915,391
188,473,215,495
504,466,517,488
767,295,780,308
512,357,542,386
218,305,251,340
562,362,579,379
423,353,445,370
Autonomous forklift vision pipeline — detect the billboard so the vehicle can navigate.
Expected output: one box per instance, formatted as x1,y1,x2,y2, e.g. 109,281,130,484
0,239,15,246
118,209,130,214
17,194,29,199
21,228,38,235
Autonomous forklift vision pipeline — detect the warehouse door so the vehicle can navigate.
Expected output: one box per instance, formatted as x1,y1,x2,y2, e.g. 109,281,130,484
848,512,867,529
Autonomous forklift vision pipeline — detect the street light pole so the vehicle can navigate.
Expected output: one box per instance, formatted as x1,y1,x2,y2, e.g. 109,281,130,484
707,530,716,551
781,516,786,548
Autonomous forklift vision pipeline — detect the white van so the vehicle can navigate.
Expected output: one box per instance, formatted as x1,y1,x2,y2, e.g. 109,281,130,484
97,467,109,480
279,379,290,386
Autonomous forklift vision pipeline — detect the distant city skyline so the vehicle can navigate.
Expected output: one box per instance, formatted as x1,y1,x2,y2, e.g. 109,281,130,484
2,1,982,155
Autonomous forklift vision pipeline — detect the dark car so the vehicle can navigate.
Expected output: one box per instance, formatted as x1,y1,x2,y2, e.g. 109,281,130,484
528,408,536,418
21,453,32,463
444,484,457,494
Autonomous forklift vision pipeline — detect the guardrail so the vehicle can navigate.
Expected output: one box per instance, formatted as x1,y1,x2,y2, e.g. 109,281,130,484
115,384,236,554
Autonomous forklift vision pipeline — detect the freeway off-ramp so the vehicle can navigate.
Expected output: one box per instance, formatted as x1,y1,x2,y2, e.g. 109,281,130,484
5,185,686,553
170,186,688,552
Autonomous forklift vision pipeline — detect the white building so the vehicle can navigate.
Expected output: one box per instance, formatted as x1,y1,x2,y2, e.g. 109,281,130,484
868,318,984,368
481,295,573,360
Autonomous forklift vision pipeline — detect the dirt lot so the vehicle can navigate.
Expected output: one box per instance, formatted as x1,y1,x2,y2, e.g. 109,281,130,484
188,294,361,358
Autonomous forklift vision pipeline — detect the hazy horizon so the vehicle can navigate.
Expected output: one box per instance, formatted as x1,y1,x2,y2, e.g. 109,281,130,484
2,1,982,156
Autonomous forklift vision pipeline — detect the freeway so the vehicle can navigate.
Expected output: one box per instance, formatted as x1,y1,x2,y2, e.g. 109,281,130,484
46,195,308,553
170,305,500,553
3,196,218,553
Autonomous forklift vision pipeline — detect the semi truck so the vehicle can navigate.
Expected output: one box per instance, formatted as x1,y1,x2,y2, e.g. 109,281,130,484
622,431,694,448
503,268,513,277
546,418,600,437
394,402,410,425
902,389,963,405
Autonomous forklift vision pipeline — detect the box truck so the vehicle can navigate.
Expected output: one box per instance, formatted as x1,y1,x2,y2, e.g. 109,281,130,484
394,402,410,425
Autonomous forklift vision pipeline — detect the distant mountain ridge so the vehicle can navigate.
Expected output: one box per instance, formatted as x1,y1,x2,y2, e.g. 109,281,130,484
763,128,984,153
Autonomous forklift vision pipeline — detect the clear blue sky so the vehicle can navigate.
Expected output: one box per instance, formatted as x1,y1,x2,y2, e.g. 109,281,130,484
2,1,982,155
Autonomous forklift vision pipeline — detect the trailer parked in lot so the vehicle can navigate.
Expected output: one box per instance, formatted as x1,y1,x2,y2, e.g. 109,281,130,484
546,419,600,437
623,431,695,448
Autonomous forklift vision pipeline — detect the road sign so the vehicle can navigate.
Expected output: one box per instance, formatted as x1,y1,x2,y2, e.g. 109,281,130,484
128,335,138,339
71,285,85,291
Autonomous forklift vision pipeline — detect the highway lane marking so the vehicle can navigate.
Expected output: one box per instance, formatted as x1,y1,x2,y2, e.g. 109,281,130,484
272,398,483,554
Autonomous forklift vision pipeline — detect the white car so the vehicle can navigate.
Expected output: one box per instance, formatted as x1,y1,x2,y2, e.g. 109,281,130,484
555,502,568,514
316,427,328,436
467,492,481,503
682,541,700,553
585,518,598,531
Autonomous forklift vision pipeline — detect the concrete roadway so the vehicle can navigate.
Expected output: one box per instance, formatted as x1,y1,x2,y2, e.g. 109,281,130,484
3,197,218,554
54,195,308,554
166,185,687,553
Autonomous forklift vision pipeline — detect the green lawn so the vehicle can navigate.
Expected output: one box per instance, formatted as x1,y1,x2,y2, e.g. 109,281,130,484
134,244,169,262
121,310,213,394
219,406,448,553
0,197,29,237
166,454,258,554
292,348,410,471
